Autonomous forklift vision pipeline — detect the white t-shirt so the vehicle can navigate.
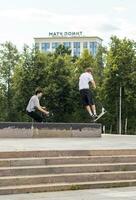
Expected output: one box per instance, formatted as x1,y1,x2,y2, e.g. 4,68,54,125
26,95,40,112
79,72,93,90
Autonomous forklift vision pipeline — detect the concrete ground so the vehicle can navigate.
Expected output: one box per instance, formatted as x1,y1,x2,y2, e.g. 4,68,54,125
0,134,135,152
0,187,136,200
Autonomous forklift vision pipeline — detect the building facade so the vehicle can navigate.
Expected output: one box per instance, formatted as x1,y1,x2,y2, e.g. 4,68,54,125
34,32,102,57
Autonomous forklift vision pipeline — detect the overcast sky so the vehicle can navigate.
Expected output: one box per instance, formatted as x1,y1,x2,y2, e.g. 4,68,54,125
0,0,136,49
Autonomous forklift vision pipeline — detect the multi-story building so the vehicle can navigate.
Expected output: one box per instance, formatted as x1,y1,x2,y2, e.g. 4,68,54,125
34,32,102,56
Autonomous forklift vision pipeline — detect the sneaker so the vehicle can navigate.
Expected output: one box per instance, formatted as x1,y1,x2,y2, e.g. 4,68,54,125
92,114,98,119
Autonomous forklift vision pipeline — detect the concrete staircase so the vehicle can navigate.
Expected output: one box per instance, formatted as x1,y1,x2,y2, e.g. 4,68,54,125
0,149,136,195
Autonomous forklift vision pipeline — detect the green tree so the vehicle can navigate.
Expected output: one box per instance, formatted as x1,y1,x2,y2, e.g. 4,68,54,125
13,46,74,122
75,49,95,72
55,44,71,56
12,45,48,121
94,45,107,85
101,36,136,134
43,53,74,122
0,42,20,121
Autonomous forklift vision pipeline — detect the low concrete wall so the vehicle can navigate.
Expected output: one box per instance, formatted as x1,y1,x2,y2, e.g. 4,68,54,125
0,122,101,138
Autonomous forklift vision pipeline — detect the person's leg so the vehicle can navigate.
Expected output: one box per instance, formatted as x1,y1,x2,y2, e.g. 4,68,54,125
27,111,43,122
89,90,97,117
91,104,97,115
85,105,93,116
80,89,93,117
85,90,95,117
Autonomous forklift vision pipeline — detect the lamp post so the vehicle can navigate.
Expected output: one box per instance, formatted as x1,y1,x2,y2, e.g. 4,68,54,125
119,85,122,134
116,74,122,134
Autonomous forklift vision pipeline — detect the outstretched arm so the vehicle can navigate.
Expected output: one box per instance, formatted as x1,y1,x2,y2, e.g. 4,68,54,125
37,105,49,115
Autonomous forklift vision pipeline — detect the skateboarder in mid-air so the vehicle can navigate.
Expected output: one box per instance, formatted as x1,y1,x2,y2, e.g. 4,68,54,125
26,88,49,122
79,68,98,120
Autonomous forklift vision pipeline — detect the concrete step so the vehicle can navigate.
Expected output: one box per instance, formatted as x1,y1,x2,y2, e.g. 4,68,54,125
0,180,136,195
0,163,136,176
0,171,136,187
0,149,136,159
0,149,136,195
0,155,136,167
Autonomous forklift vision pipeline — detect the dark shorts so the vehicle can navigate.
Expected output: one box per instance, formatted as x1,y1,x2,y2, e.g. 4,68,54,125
80,89,95,106
27,111,43,122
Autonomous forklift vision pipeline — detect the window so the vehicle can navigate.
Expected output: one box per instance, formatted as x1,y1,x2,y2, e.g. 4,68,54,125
73,42,80,48
73,49,80,57
83,42,88,48
63,42,71,48
93,42,98,55
73,42,80,56
52,42,60,49
89,42,98,56
41,43,50,52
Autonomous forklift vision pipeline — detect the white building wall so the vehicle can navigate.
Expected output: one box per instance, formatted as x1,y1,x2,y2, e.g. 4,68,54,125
35,36,102,56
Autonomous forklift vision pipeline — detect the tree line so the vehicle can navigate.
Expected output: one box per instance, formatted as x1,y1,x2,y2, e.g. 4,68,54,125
0,36,136,134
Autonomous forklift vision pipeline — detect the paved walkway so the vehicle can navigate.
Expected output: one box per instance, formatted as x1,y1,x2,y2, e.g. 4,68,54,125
0,134,135,152
0,187,136,200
